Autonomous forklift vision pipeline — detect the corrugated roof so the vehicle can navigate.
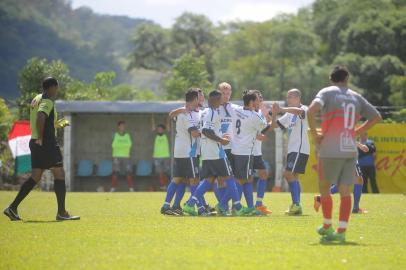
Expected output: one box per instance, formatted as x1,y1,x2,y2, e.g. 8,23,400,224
56,100,284,114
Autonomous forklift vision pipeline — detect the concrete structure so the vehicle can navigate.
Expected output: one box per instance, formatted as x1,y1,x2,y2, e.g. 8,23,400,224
56,100,285,191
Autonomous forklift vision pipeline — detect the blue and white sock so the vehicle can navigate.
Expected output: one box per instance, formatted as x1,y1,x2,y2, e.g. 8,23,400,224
256,179,267,207
221,179,242,211
288,180,301,205
187,179,211,207
163,181,178,209
243,182,254,208
353,184,363,210
172,183,186,208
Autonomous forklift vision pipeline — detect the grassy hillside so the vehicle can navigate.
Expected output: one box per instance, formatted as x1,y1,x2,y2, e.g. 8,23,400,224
0,0,150,99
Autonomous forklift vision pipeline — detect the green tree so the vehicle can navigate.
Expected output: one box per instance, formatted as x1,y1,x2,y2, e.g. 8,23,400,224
127,23,173,71
165,52,211,100
18,57,72,119
0,98,12,141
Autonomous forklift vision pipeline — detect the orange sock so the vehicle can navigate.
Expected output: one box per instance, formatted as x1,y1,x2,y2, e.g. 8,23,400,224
321,194,333,229
112,174,118,188
126,175,134,188
338,196,352,233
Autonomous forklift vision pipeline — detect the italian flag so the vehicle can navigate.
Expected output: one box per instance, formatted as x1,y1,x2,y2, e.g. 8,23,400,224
8,121,32,175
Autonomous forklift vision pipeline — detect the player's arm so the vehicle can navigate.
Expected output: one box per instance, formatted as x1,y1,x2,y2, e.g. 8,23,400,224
36,112,46,146
355,116,382,137
307,100,323,145
202,128,229,145
36,99,53,146
188,126,201,138
169,107,186,119
279,107,306,119
356,142,369,153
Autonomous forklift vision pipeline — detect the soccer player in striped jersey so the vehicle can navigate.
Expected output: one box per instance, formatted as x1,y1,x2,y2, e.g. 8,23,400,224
183,90,246,216
222,90,271,216
251,90,273,215
308,65,381,242
160,89,201,215
271,89,310,215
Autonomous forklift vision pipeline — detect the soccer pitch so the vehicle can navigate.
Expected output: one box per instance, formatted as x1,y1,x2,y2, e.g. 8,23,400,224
0,191,405,270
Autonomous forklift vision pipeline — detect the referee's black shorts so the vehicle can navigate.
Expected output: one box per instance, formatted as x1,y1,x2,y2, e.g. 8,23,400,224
29,139,63,169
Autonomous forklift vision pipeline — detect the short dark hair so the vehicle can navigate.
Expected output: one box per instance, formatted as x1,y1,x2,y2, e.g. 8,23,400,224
209,90,222,98
157,124,166,130
42,77,58,91
185,88,199,102
118,121,125,126
243,90,257,106
330,65,349,83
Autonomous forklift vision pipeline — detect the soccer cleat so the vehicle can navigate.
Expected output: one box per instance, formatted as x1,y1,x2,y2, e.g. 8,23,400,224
256,205,272,215
171,206,184,216
235,206,255,216
182,204,197,216
161,207,179,216
317,225,334,236
313,195,321,212
320,231,346,243
205,204,216,213
56,211,80,221
3,207,21,221
215,204,228,216
352,208,367,214
285,204,303,215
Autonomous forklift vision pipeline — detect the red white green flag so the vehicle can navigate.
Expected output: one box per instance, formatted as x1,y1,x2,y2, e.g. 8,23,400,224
8,121,31,175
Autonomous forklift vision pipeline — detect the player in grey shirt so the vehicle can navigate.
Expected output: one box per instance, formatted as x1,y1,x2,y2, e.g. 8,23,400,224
308,65,381,243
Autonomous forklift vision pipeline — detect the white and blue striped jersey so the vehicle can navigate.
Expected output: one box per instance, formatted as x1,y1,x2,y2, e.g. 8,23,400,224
277,105,310,155
231,108,268,156
200,107,227,160
173,112,199,158
218,102,241,150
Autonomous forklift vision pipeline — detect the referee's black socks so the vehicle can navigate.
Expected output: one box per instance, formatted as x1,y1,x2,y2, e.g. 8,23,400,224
10,177,37,210
54,179,66,214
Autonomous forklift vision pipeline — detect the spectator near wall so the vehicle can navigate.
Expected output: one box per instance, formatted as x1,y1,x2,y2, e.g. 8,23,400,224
111,121,134,192
153,124,170,190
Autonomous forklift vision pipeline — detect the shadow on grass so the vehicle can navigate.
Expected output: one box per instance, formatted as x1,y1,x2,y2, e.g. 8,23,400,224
310,241,363,246
23,220,61,223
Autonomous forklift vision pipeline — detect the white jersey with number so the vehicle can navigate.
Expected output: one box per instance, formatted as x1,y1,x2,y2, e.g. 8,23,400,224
200,107,227,160
218,102,241,150
231,108,268,156
276,105,310,155
174,112,199,158
253,109,265,156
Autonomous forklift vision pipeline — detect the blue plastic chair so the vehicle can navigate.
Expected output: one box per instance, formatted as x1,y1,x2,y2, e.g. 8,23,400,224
136,160,153,177
96,160,113,177
77,160,93,177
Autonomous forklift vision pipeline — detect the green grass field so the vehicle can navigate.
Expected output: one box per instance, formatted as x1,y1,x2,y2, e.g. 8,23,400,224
1,191,405,269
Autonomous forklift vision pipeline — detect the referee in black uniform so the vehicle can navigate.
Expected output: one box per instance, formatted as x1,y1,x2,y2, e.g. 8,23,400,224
4,77,79,221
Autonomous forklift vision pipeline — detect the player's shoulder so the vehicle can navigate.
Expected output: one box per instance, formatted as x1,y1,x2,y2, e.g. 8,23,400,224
230,103,242,110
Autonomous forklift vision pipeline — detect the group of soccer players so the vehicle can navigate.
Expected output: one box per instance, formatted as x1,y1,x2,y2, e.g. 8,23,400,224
3,65,381,243
160,65,382,243
160,82,311,217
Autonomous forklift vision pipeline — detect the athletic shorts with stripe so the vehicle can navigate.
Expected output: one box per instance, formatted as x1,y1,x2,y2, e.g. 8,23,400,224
286,152,309,174
318,158,357,185
253,155,266,170
201,158,232,179
355,161,362,177
173,157,199,178
233,155,254,180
